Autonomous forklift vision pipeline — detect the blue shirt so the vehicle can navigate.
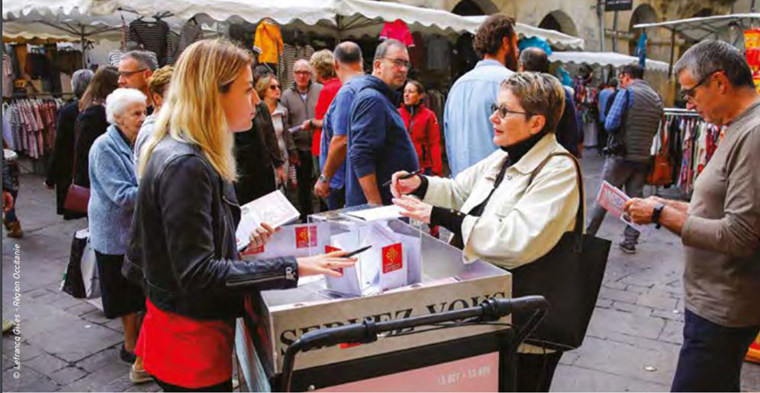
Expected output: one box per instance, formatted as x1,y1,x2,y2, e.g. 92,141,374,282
605,88,634,133
320,77,362,190
598,88,615,124
443,59,513,176
346,75,419,207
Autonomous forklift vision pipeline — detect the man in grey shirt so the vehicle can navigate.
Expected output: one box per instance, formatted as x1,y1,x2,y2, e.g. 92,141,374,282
625,40,760,392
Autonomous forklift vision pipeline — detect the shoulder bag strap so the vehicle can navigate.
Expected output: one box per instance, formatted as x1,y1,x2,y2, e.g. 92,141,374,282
528,152,585,253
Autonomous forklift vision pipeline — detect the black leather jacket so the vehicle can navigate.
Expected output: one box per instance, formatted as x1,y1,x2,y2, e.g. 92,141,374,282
125,136,298,320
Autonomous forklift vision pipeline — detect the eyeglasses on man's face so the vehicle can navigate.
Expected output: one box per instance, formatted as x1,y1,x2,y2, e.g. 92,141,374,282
680,70,722,101
383,57,411,69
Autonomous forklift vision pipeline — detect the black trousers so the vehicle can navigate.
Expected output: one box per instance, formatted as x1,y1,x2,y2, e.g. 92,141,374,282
296,150,315,221
671,310,759,392
516,351,563,392
154,378,232,392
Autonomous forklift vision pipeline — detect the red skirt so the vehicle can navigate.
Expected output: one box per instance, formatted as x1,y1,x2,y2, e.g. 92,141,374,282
136,299,234,388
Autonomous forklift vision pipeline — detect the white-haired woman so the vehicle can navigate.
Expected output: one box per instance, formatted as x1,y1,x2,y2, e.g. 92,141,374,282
88,87,150,383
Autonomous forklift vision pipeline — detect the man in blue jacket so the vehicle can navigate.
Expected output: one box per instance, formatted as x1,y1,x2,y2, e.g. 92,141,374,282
346,39,419,207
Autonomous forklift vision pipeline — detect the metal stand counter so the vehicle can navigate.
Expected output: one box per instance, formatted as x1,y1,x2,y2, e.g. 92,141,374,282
234,210,516,392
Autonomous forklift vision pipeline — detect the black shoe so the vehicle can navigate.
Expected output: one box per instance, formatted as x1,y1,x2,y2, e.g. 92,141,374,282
120,345,137,364
619,241,636,254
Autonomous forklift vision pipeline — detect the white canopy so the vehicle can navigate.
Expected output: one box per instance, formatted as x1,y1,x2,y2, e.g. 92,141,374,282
549,51,670,74
3,0,585,49
633,13,760,43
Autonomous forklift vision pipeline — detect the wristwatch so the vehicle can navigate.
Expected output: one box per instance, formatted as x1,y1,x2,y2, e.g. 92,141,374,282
318,174,330,183
652,203,666,229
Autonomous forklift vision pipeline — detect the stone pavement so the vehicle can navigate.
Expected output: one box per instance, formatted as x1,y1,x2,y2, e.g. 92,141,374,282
2,153,759,392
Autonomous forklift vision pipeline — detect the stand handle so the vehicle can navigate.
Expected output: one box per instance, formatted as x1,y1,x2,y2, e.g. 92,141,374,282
278,295,548,392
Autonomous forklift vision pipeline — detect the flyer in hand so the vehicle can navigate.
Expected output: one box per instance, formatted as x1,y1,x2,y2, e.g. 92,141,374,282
235,190,300,251
596,181,648,234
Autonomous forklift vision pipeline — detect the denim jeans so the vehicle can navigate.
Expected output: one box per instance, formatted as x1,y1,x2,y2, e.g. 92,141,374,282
587,158,648,244
671,310,760,392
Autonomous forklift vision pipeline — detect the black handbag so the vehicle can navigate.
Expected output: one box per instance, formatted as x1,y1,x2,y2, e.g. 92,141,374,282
512,152,611,351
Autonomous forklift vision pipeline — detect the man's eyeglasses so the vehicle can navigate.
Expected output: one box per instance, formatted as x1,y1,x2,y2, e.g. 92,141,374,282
680,70,722,101
491,103,529,119
118,69,148,78
294,71,311,76
383,57,411,69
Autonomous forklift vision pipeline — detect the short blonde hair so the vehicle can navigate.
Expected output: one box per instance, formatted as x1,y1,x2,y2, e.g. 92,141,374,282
105,88,146,125
140,39,253,182
310,50,336,81
148,65,173,98
255,73,277,102
500,73,565,134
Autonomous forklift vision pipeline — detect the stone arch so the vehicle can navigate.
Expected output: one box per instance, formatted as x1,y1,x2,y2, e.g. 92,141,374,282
628,4,659,56
538,10,579,38
451,0,499,16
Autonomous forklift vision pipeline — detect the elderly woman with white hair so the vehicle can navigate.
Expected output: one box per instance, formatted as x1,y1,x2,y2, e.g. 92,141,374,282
88,87,150,384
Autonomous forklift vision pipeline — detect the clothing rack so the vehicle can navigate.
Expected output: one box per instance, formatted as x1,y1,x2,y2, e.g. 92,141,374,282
117,7,174,21
6,92,75,99
654,110,723,195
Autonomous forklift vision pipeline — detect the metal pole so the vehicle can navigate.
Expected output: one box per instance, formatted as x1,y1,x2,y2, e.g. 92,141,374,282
612,10,619,52
668,28,676,78
752,0,756,13
80,26,87,69
598,0,606,52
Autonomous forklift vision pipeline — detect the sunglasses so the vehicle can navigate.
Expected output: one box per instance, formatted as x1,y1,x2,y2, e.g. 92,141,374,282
270,85,281,90
491,103,529,119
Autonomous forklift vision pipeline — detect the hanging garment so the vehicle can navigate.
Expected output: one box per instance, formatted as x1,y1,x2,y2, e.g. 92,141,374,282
254,20,284,64
379,20,414,47
426,35,450,72
177,19,203,60
129,19,171,66
3,53,13,98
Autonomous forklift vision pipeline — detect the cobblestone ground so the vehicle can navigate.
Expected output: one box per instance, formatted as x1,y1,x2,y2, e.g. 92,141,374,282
2,153,759,392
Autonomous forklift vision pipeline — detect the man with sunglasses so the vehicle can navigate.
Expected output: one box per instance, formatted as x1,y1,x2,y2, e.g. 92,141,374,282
586,63,663,254
118,51,157,115
345,39,419,207
624,40,760,392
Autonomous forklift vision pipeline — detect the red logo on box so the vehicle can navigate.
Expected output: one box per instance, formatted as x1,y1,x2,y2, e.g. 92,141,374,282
325,245,343,273
340,342,362,349
295,226,318,249
241,244,265,256
382,243,403,273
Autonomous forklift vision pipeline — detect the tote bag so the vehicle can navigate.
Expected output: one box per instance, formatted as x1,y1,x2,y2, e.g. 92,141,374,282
511,152,611,351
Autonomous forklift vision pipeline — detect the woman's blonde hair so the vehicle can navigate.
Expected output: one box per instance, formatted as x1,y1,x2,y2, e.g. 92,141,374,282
139,39,252,182
255,73,277,103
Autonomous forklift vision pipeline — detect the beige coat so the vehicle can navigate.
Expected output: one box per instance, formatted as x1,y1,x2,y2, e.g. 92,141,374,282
424,133,583,269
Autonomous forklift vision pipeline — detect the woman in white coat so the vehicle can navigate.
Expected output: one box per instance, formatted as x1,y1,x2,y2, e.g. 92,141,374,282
392,72,582,392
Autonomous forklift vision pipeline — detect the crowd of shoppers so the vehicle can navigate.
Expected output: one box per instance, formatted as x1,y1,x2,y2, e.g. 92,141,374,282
7,11,756,392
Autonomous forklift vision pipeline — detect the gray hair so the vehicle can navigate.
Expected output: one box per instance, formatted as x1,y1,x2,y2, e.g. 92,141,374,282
374,39,406,61
121,51,157,71
674,40,754,89
71,69,94,99
105,88,147,125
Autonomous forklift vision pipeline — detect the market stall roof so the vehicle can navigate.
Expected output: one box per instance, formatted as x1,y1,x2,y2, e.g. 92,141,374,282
633,13,760,42
3,0,585,49
549,51,670,74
